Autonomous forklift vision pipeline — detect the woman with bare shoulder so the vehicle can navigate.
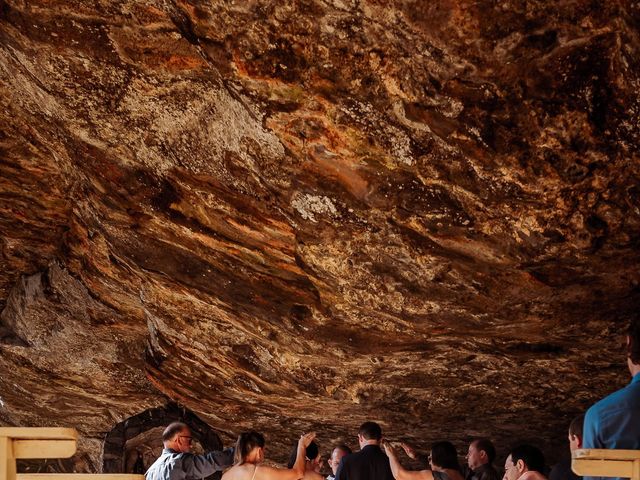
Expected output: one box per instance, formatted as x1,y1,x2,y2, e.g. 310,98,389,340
286,440,325,480
222,432,316,480
383,441,465,480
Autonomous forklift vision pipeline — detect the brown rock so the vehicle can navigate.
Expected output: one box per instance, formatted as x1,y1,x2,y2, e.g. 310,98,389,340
0,0,639,472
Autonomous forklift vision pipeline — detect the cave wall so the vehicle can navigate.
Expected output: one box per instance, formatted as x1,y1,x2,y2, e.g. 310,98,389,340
1,0,640,471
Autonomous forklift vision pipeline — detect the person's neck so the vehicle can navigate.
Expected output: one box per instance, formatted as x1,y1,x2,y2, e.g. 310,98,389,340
629,361,640,378
360,440,379,449
518,470,542,480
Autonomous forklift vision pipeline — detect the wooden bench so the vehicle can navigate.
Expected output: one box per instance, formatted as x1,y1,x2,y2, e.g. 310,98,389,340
573,449,640,480
0,428,143,480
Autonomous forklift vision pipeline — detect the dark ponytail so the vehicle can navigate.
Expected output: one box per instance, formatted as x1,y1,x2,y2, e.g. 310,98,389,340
287,441,318,468
234,431,265,465
430,441,461,471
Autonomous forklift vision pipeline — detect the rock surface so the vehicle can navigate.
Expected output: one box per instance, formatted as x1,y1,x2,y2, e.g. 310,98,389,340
1,0,640,471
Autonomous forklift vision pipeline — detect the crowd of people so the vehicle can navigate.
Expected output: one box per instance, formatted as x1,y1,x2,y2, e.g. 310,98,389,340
144,318,640,480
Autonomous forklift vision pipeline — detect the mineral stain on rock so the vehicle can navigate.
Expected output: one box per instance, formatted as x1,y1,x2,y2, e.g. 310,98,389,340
1,0,640,473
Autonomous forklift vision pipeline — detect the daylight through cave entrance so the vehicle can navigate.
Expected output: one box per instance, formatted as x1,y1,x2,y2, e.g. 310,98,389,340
102,403,222,474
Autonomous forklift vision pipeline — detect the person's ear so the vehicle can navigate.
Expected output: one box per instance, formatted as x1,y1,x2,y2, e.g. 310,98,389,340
516,459,526,473
480,451,488,461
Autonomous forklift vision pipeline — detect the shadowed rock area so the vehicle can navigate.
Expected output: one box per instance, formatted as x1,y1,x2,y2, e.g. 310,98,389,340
1,0,640,472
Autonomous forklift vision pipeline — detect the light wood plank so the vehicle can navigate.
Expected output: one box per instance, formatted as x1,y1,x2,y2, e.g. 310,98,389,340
572,459,634,477
12,440,76,459
573,449,640,460
0,430,77,441
0,436,16,480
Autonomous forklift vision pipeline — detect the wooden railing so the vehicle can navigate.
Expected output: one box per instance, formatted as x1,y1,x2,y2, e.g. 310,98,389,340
0,428,143,480
573,449,640,480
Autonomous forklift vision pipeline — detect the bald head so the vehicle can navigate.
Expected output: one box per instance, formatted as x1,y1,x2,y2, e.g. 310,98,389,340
162,422,192,453
329,445,352,475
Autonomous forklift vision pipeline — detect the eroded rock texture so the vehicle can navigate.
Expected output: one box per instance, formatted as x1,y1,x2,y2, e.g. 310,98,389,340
1,0,640,471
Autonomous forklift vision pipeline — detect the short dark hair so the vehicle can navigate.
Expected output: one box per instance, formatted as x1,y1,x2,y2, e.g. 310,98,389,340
569,414,585,438
431,441,461,471
472,438,496,464
287,441,319,468
358,422,382,440
334,444,352,455
234,431,265,465
510,445,545,473
162,422,188,442
628,317,640,365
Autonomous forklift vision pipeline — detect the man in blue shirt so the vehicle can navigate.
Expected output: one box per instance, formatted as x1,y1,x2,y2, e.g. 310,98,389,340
582,317,640,479
146,422,234,480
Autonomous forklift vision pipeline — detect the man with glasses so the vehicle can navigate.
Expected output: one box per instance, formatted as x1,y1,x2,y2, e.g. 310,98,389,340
145,422,234,480
327,445,352,480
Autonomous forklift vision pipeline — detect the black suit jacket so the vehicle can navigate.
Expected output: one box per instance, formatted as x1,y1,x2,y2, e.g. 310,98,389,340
549,454,580,480
335,444,395,480
465,464,502,480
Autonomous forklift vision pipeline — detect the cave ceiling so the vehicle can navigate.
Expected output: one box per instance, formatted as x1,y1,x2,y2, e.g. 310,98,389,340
1,0,640,470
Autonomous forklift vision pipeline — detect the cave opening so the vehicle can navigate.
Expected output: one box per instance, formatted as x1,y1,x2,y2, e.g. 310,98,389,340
102,403,222,474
